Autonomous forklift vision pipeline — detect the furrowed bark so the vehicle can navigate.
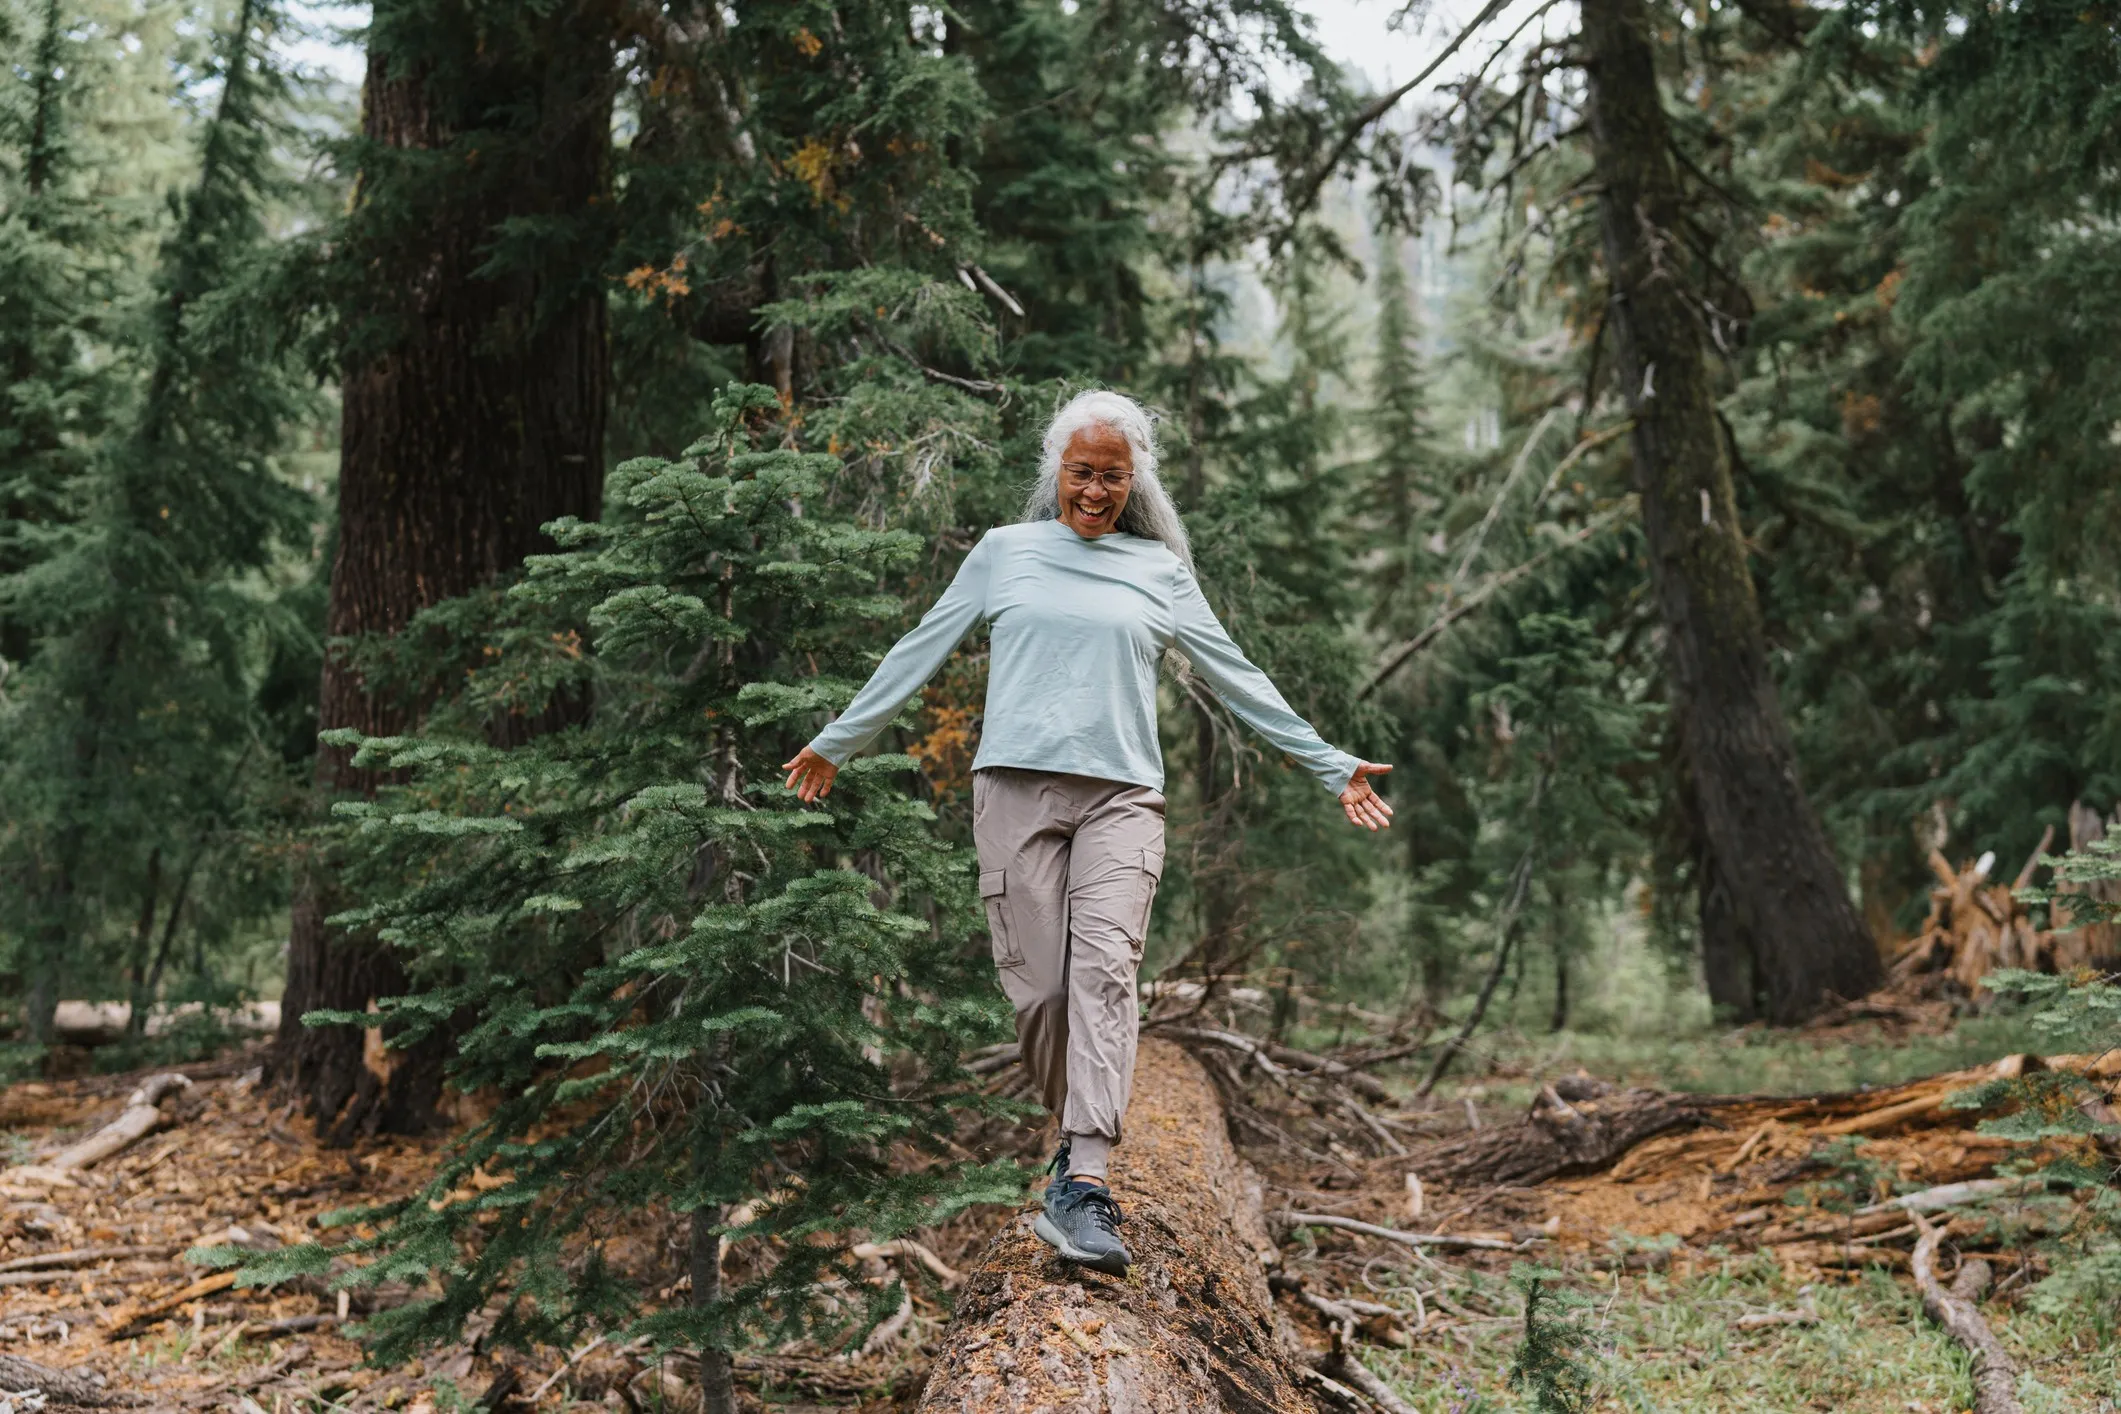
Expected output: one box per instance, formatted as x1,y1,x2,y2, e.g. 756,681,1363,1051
1580,0,1879,1024
917,1039,1323,1414
276,0,616,1141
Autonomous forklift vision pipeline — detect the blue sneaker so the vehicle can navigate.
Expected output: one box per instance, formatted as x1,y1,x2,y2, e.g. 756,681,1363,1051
1034,1148,1131,1276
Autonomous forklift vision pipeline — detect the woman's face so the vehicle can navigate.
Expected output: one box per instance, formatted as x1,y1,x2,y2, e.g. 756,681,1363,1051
1056,424,1135,539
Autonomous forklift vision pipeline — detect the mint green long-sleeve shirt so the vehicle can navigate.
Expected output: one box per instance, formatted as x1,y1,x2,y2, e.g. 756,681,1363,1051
808,520,1360,795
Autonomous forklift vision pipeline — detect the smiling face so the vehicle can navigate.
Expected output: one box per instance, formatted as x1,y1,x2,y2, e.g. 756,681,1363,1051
1056,423,1135,539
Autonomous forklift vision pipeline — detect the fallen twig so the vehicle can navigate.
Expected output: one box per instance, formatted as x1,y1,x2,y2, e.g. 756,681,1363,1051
1343,1096,1409,1157
965,1043,1021,1076
851,1238,963,1288
0,1243,186,1274
525,1335,608,1403
0,1269,160,1288
1858,1177,2035,1217
1156,1025,1291,1078
855,1290,914,1358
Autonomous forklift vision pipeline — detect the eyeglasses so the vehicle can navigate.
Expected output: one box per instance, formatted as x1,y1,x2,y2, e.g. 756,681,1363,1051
1061,464,1135,492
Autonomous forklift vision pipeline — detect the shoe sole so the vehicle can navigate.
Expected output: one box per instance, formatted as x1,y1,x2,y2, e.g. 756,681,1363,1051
1033,1213,1131,1276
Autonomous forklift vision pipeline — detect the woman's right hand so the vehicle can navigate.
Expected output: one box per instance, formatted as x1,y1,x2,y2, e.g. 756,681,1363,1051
781,746,840,803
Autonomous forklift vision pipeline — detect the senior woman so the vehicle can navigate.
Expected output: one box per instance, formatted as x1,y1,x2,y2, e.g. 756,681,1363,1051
782,390,1391,1276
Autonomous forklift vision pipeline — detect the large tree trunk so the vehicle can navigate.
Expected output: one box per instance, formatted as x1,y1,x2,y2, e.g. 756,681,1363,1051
276,2,614,1142
917,1039,1321,1414
1581,0,1878,1025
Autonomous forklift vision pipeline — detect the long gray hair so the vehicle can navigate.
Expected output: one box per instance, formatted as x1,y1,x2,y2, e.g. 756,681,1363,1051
1020,390,1193,570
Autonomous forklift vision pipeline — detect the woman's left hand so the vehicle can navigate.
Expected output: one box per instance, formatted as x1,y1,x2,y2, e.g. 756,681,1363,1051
1339,762,1395,831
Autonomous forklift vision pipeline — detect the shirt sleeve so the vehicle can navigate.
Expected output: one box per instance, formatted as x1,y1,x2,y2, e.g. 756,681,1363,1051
1169,562,1362,795
807,534,994,766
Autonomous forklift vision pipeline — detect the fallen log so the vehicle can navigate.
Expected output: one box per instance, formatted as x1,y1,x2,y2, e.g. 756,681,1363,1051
915,1038,1323,1414
1911,1211,2022,1414
1410,1081,1721,1188
0,1353,121,1406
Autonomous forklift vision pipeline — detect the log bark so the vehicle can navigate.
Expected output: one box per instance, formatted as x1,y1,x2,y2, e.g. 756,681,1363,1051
1910,1212,2022,1414
916,1039,1322,1414
276,0,617,1142
1581,0,1879,1024
0,1354,116,1406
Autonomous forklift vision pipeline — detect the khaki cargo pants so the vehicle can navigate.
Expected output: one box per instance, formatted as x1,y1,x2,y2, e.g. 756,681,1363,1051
972,768,1166,1180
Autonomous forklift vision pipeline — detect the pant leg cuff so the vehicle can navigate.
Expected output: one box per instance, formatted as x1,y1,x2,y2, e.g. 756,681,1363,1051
1064,1131,1113,1180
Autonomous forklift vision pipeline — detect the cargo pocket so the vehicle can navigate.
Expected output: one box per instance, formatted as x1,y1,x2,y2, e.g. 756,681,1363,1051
1133,846,1165,944
981,869,1024,969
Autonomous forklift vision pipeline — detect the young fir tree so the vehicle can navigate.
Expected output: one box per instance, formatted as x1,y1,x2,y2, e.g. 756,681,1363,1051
0,0,314,1050
1508,1263,1598,1413
245,386,1013,1411
1984,833,2121,1317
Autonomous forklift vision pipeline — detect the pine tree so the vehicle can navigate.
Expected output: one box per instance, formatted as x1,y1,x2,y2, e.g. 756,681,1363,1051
0,0,315,1050
245,386,1014,1410
1365,234,1439,640
1578,0,1880,1022
279,0,622,1138
1360,235,1478,1003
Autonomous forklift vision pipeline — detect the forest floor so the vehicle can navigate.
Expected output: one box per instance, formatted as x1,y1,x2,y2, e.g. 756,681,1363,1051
0,1006,2113,1414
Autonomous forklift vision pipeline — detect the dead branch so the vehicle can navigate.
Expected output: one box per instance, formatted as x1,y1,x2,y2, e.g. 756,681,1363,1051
1281,1211,1524,1253
1154,1023,1396,1102
12,1075,192,1180
855,1289,914,1357
1311,1336,1420,1414
0,1243,186,1275
1859,1177,2037,1217
1910,1210,2023,1414
1283,0,1515,221
1419,834,1540,1096
851,1239,962,1288
1362,504,1633,700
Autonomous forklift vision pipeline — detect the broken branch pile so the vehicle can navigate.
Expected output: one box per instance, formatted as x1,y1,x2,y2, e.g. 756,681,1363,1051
1892,804,2121,995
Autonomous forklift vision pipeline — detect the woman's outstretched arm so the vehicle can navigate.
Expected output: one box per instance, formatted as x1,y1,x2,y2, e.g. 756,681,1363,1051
1170,563,1394,830
784,535,994,801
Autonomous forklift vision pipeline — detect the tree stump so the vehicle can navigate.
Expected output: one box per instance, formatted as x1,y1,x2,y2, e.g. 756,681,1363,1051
916,1038,1321,1414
